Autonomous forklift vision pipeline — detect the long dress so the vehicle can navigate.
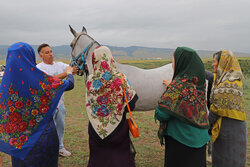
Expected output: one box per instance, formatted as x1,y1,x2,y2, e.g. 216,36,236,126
87,95,138,167
210,115,247,167
165,136,207,167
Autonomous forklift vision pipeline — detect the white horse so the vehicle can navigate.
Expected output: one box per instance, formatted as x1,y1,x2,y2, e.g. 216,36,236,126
69,26,173,111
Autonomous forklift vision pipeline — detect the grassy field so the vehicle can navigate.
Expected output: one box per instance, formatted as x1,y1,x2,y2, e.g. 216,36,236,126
0,58,249,167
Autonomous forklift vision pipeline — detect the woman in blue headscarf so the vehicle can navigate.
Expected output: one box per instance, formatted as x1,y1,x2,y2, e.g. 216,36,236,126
0,42,74,167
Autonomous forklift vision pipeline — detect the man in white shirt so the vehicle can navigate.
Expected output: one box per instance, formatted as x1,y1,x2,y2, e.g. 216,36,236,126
37,43,78,157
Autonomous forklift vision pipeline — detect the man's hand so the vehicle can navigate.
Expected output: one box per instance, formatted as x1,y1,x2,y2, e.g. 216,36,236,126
163,80,171,87
72,66,79,75
65,66,74,75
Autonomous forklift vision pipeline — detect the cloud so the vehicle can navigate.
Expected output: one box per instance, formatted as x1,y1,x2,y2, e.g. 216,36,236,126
0,0,250,52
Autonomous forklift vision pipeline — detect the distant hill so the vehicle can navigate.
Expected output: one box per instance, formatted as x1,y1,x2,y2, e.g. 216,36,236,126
0,45,72,60
0,45,249,61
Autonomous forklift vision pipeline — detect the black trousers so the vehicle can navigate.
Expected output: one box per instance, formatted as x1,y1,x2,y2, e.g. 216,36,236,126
164,136,206,167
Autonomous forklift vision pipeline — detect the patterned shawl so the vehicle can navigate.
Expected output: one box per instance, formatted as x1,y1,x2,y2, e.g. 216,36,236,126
210,50,245,121
86,46,136,139
158,47,209,128
0,42,69,160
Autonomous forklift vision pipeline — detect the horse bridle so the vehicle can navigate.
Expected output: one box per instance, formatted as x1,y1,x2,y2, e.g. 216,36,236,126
71,34,100,76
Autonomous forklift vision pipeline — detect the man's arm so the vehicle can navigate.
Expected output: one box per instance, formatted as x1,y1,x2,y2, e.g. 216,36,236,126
54,72,68,79
54,66,79,79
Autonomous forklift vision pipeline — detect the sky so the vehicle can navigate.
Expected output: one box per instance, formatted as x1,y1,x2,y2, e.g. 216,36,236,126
0,0,250,53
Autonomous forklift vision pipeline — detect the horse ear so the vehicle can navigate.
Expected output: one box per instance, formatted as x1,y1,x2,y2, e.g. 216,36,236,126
69,25,78,37
82,26,87,33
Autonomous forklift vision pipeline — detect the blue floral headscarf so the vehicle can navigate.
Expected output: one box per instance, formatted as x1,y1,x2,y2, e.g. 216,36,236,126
0,42,69,160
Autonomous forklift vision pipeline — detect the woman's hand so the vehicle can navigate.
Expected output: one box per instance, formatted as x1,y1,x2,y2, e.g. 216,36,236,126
163,80,171,87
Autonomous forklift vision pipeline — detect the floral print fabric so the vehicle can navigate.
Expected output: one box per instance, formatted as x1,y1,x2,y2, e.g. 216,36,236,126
158,47,209,128
86,46,136,139
11,119,59,167
0,42,68,160
159,75,209,128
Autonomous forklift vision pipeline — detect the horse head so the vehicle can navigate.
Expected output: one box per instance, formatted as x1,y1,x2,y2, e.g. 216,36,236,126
69,25,100,76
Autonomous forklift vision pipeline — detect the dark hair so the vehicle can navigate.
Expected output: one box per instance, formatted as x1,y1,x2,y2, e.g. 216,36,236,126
37,43,50,54
213,51,222,63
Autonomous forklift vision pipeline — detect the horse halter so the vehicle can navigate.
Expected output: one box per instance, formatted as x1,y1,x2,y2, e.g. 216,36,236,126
72,42,93,71
71,33,100,76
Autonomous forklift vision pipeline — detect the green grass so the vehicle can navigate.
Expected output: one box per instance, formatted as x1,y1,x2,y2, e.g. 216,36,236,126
243,77,250,167
118,59,171,69
0,58,249,167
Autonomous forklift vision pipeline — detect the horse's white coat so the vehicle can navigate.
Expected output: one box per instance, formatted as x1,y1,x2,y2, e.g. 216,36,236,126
70,30,173,111
116,63,173,110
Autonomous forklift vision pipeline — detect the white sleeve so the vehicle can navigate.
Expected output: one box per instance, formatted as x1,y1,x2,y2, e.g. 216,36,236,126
58,62,69,70
37,63,49,73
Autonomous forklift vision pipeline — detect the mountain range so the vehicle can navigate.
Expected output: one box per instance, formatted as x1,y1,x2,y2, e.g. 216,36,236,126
0,45,249,61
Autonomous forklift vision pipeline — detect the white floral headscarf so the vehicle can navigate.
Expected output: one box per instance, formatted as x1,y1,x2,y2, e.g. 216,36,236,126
86,46,136,139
